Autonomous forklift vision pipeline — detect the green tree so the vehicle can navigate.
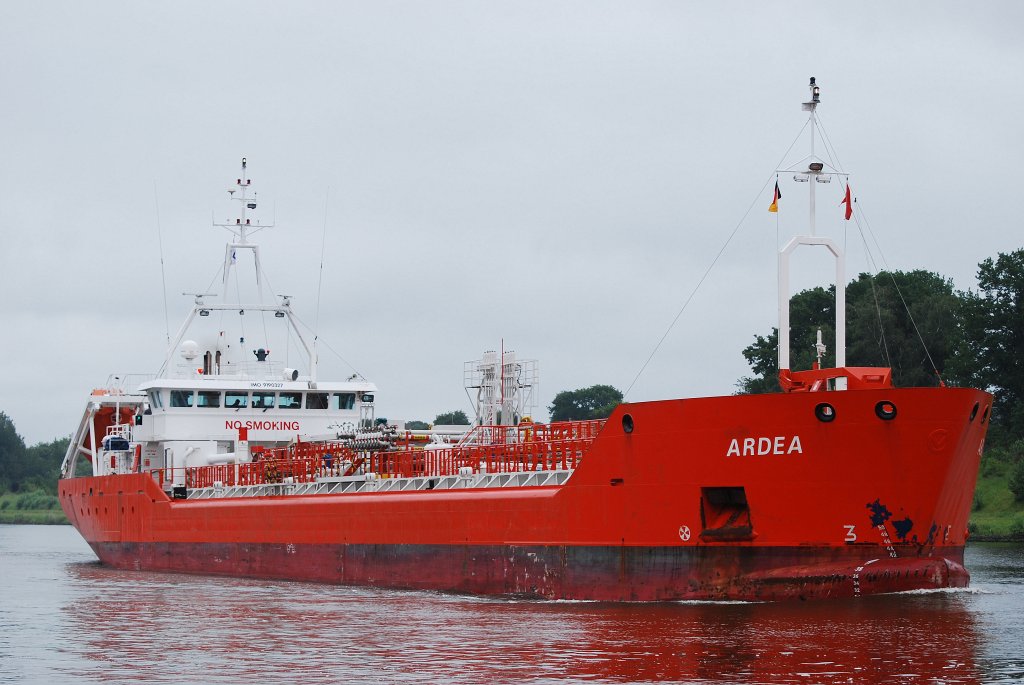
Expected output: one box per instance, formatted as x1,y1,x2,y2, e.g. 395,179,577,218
737,271,959,394
0,414,67,494
548,385,623,421
1009,459,1024,503
434,410,470,425
738,286,834,394
948,249,1024,440
846,270,958,387
0,412,28,492
405,420,430,430
24,437,70,494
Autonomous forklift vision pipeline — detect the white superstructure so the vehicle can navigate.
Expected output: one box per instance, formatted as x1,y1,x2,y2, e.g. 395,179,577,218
61,160,378,488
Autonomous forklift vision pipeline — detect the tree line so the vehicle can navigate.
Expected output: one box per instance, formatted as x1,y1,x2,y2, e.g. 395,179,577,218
0,413,68,494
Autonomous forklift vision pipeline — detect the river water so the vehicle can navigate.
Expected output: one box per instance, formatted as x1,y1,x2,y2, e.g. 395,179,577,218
1,526,1022,684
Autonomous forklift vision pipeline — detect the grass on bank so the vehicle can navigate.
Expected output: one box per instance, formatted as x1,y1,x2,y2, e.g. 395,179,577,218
0,490,67,525
969,442,1024,541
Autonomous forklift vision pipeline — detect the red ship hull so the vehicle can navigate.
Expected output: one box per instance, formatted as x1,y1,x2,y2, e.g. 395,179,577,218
60,386,989,601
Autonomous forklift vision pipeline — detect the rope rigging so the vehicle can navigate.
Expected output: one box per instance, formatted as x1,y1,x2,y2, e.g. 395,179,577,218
623,117,812,399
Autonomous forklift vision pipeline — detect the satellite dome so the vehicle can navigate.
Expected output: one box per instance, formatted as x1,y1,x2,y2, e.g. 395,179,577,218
180,340,200,360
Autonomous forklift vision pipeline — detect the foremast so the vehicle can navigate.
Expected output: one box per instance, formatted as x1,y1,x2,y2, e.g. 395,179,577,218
776,78,871,393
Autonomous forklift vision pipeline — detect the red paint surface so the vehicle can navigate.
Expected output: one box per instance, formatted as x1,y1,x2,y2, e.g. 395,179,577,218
60,386,990,600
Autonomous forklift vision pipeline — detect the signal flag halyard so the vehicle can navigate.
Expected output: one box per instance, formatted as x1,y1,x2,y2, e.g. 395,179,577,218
841,183,853,220
769,181,782,213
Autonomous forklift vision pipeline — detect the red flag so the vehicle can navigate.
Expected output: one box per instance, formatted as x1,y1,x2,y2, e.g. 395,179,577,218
841,183,852,220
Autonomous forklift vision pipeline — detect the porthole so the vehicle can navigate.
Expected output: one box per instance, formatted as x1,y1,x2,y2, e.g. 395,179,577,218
875,401,897,421
622,413,634,434
969,402,979,422
814,403,836,423
981,405,990,423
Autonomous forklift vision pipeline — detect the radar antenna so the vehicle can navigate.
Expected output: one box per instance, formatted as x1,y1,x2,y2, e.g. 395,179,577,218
214,157,275,292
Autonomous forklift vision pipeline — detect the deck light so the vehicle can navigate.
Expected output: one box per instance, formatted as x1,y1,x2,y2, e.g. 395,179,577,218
274,311,285,318
199,309,210,317
809,162,824,171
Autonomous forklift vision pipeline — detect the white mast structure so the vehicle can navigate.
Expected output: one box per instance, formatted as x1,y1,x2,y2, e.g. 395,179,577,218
464,346,538,428
157,158,319,382
777,77,848,389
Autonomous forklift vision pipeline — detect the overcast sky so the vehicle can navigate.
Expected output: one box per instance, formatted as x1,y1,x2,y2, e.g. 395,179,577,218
2,2,1022,444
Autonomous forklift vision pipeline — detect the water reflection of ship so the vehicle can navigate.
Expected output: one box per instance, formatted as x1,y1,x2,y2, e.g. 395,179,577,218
63,562,982,684
558,597,982,684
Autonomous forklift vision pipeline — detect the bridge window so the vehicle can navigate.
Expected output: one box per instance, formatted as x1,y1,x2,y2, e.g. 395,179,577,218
252,392,275,409
278,392,302,409
170,390,195,408
148,391,164,409
225,391,248,408
333,393,356,410
306,393,329,409
197,391,221,408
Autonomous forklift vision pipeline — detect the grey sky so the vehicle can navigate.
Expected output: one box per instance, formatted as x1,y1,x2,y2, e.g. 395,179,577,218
2,2,1022,444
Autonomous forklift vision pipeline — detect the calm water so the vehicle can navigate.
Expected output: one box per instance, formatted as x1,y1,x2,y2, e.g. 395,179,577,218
1,526,1022,684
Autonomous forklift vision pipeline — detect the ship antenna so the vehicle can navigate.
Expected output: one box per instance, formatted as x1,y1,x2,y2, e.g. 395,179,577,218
153,182,171,346
622,113,811,400
802,76,822,236
311,189,330,384
215,157,275,298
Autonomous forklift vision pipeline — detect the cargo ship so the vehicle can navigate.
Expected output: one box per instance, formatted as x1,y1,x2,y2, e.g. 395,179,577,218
58,80,990,601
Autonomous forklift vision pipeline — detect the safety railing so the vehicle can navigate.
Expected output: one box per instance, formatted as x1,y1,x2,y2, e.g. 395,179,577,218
182,419,605,491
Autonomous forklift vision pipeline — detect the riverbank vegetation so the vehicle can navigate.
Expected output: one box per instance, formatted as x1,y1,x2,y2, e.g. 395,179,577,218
0,413,68,524
0,491,66,525
970,440,1024,540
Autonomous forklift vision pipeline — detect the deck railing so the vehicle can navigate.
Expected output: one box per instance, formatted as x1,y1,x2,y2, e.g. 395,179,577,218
184,419,604,491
